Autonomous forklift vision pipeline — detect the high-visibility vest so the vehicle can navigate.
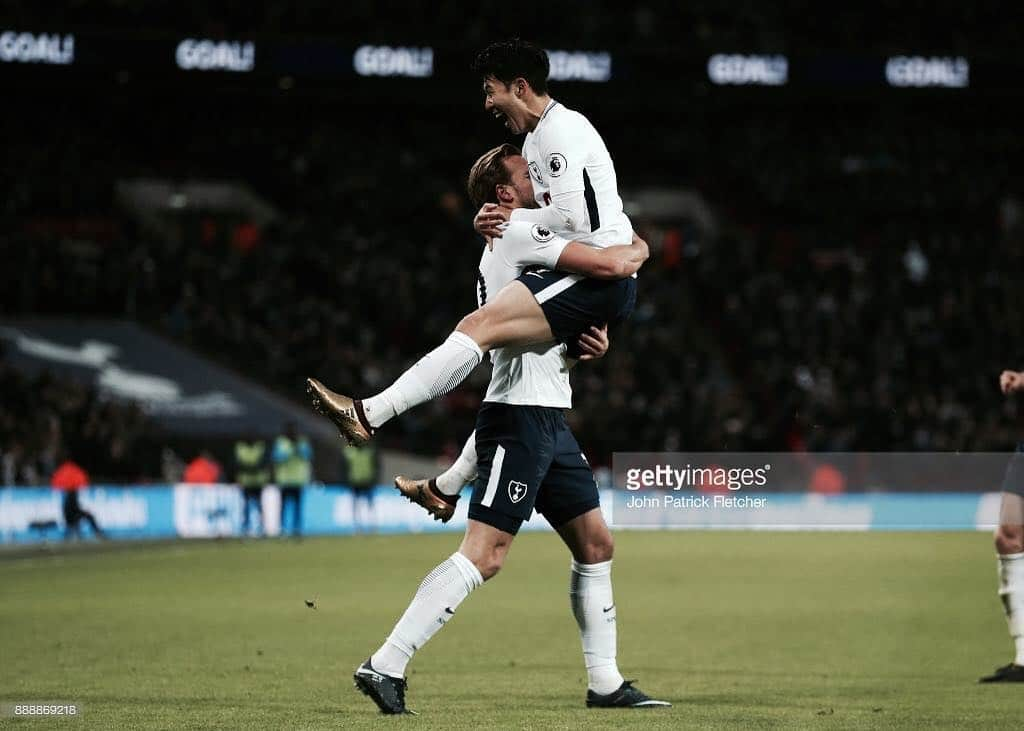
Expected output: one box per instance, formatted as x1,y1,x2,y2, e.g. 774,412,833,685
343,445,376,487
235,441,269,487
273,436,312,486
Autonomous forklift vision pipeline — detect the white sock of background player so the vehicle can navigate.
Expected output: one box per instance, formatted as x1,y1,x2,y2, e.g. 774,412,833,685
435,432,478,497
997,552,1024,665
361,332,483,429
371,551,483,678
570,559,626,695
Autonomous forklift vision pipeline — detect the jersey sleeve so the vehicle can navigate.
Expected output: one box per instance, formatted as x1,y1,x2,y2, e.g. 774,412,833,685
510,113,592,233
508,201,573,231
496,221,571,270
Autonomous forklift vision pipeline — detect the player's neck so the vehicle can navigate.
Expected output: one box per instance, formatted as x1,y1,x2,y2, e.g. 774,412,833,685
521,94,553,133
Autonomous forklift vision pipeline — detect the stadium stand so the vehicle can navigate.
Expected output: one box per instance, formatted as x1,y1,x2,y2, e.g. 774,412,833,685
2,8,1023,484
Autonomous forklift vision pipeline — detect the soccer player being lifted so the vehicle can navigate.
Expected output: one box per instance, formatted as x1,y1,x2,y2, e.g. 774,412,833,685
307,39,638,448
346,142,669,714
980,369,1024,682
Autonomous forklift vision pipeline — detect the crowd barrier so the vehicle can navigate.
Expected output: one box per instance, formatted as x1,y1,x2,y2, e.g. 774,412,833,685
0,485,1005,545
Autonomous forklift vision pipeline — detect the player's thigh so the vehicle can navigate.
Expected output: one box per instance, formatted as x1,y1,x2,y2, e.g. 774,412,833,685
468,403,558,537
457,281,552,350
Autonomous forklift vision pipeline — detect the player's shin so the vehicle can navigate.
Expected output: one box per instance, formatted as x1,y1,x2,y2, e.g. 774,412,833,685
361,332,483,429
370,551,484,678
436,432,479,497
569,559,626,695
998,552,1024,665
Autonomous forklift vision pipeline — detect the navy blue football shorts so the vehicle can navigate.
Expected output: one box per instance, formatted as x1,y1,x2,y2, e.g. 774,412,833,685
517,268,637,359
468,402,601,535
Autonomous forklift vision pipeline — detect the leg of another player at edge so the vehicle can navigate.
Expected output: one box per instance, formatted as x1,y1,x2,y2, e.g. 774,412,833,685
369,520,514,679
555,508,627,696
994,493,1024,667
360,282,553,430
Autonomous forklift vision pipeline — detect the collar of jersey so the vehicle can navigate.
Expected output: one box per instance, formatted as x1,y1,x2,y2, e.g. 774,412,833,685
537,99,560,128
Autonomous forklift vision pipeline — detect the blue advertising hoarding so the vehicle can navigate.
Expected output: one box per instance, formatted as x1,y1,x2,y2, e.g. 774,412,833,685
0,485,1005,545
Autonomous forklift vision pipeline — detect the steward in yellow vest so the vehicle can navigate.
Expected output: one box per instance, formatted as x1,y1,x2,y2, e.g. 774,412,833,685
272,423,312,537
235,438,268,536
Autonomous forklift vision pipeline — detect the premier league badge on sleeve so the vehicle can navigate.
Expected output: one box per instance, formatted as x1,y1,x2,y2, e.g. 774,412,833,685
531,225,555,242
547,152,567,177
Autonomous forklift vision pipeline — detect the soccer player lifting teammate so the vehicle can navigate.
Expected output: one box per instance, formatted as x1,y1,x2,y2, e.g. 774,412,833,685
348,140,668,714
313,39,670,713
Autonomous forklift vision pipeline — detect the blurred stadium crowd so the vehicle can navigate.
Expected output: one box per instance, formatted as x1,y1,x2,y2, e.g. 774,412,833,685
2,5,1024,484
0,352,160,484
4,0,1018,53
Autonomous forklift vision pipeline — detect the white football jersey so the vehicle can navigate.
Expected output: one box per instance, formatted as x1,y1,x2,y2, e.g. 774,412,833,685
510,99,633,248
477,220,573,407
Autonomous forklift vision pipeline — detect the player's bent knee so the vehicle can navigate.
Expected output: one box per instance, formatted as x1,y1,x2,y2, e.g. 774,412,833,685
586,534,614,564
455,310,491,351
574,529,613,564
995,524,1024,555
473,551,505,581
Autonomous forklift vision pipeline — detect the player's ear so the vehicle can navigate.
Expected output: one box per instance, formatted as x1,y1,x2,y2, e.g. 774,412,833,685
495,184,511,204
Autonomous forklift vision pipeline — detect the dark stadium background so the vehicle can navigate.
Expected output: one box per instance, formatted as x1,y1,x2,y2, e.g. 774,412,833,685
6,4,1024,729
2,1,1023,483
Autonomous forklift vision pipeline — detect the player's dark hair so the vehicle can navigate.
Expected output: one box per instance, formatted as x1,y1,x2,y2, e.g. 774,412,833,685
467,143,522,209
471,39,549,95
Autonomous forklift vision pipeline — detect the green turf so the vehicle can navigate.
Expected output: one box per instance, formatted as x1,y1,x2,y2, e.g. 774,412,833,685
0,531,1019,729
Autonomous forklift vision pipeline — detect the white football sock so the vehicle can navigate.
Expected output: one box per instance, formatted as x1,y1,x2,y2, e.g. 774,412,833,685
998,552,1024,665
436,432,478,497
371,551,483,678
570,559,625,695
361,332,483,429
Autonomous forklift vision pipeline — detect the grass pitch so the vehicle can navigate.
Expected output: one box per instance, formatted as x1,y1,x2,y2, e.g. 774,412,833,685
0,531,1019,729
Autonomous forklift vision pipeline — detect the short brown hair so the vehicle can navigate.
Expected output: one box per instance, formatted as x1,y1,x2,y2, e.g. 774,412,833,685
466,143,521,209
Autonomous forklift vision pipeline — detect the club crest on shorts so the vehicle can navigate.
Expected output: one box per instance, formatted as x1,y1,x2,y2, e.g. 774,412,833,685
507,479,528,503
531,224,555,243
548,152,567,177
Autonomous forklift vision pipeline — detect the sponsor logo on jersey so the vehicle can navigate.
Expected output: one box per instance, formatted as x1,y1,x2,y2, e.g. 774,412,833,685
507,480,528,503
529,161,543,183
531,224,555,243
548,152,567,177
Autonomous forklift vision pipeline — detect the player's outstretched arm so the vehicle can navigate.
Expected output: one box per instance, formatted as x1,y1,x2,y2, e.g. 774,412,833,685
555,234,649,280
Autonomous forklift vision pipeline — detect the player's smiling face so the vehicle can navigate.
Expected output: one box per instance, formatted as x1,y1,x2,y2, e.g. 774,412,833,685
483,76,528,135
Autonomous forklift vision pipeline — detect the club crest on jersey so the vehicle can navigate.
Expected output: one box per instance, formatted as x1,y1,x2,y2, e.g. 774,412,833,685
531,224,555,243
529,161,543,183
547,152,567,177
508,480,528,503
